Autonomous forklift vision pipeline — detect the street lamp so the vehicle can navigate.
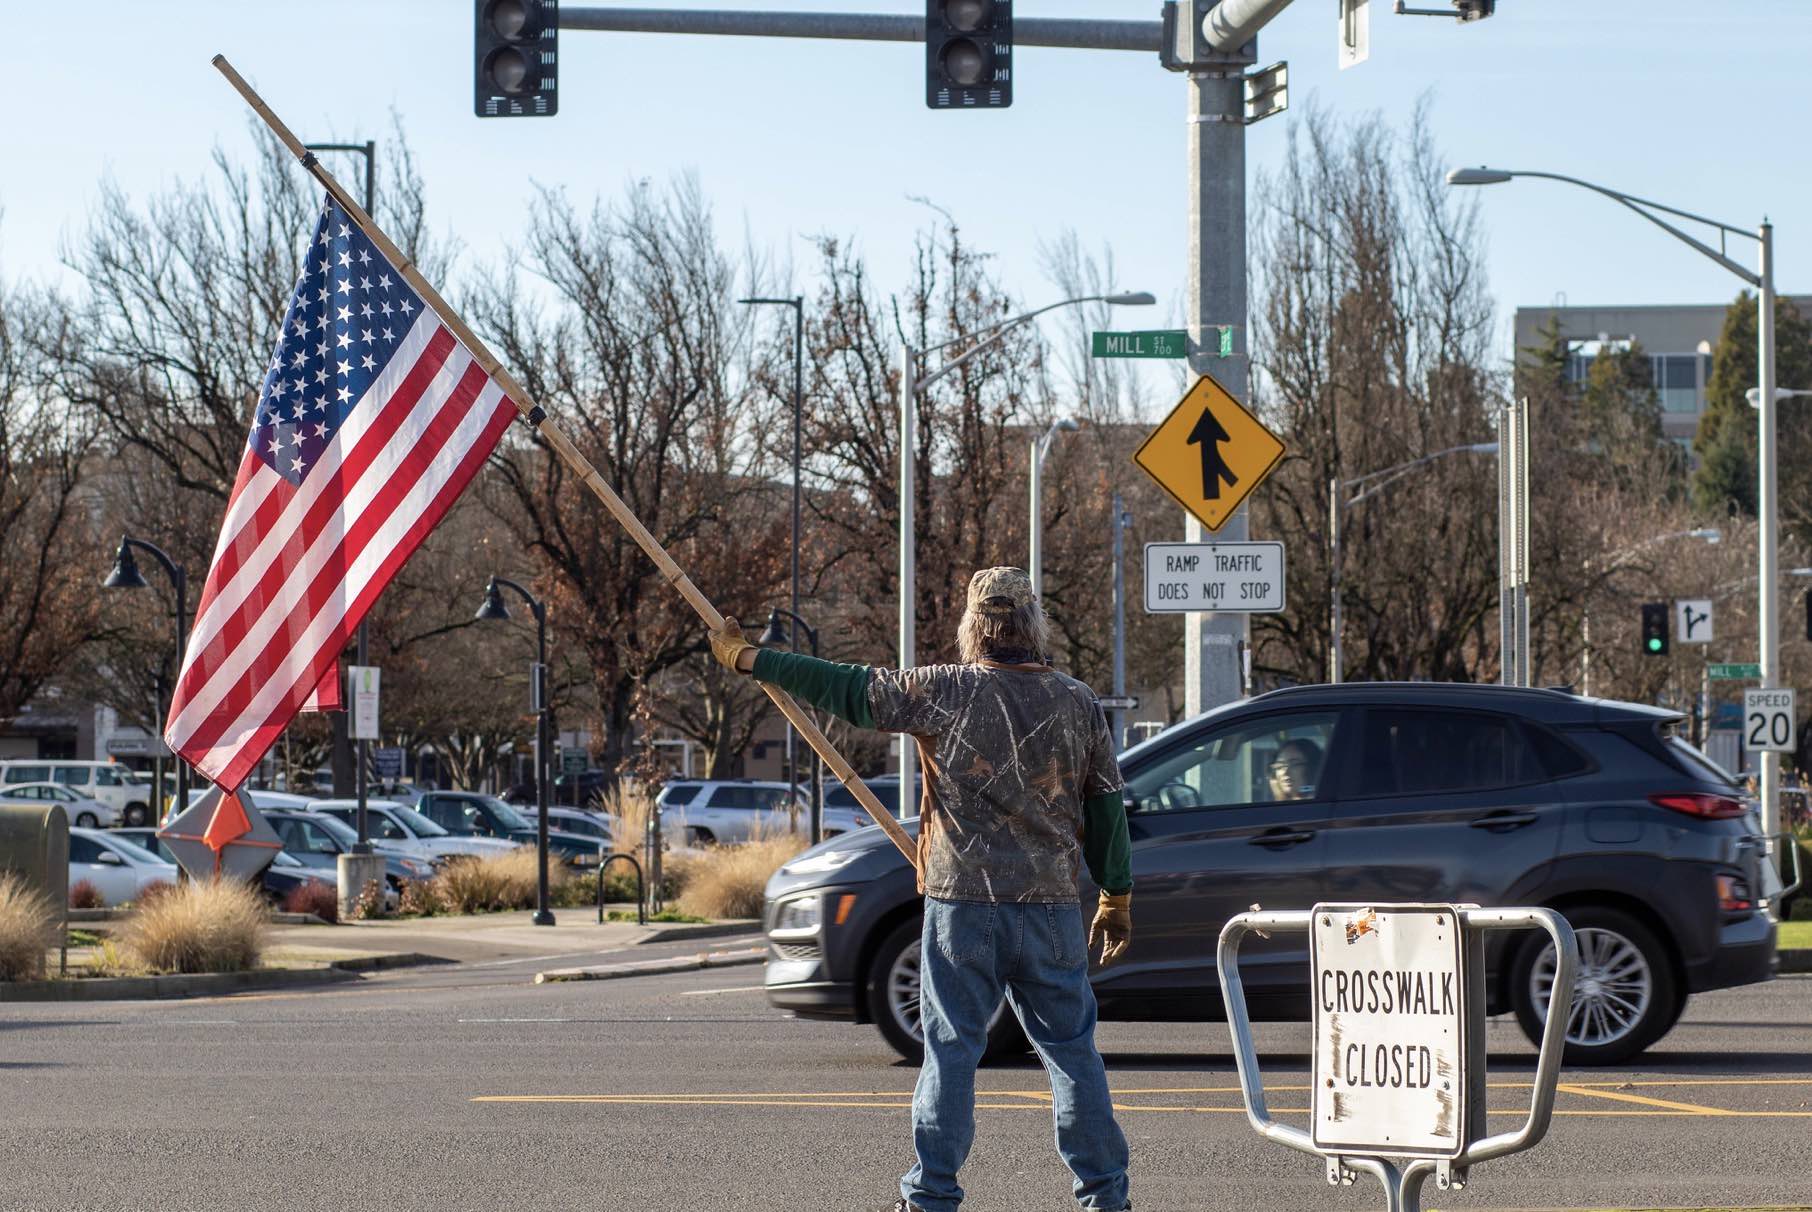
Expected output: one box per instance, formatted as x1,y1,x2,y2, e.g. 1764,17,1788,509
1327,443,1498,683
1747,387,1812,408
897,290,1153,817
1029,418,1080,599
1448,164,1786,840
1580,528,1722,698
103,536,189,825
757,607,823,844
475,576,555,927
738,295,806,813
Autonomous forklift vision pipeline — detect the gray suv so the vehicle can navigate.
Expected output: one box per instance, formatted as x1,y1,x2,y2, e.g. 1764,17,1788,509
762,683,1777,1066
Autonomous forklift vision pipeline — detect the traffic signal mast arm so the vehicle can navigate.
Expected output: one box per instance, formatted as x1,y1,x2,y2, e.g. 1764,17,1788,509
559,6,1162,50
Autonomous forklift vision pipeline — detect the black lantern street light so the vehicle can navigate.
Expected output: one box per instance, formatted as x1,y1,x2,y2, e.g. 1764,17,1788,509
758,606,822,845
104,536,189,826
476,576,555,926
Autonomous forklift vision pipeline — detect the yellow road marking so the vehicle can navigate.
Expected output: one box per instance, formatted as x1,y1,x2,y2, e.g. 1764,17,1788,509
1555,1083,1740,1116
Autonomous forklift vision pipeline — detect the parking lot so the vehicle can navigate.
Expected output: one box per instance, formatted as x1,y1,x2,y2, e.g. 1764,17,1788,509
2,947,1807,1211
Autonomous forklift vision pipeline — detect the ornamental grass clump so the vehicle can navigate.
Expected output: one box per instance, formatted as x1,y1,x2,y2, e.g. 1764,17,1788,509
430,847,545,914
676,830,806,921
0,873,57,982
119,877,268,974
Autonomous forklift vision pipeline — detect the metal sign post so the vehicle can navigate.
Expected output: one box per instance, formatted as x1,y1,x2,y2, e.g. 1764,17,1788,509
1218,903,1578,1212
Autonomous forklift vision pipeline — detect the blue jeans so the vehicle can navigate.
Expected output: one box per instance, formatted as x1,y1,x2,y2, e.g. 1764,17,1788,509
902,897,1131,1212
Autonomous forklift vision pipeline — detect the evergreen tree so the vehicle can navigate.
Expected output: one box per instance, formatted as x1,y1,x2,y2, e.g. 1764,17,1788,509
1693,291,1812,521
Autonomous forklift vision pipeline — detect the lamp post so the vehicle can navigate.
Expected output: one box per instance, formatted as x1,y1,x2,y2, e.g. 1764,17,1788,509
738,294,806,811
758,607,822,844
1029,418,1080,600
1328,443,1498,683
476,576,555,927
103,537,188,825
1448,164,1785,840
1579,528,1722,698
898,290,1153,818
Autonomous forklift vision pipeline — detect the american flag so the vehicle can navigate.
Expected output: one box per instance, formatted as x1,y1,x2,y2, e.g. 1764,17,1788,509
165,195,520,790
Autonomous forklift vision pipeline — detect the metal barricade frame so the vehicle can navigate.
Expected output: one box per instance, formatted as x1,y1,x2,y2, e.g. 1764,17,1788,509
596,852,646,926
1217,905,1578,1212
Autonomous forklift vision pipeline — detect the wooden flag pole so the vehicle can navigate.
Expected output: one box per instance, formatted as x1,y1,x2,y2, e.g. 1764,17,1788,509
210,55,920,870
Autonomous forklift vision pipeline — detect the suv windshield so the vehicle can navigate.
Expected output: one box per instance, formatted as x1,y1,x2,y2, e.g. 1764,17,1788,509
304,813,360,846
390,804,450,837
480,796,532,831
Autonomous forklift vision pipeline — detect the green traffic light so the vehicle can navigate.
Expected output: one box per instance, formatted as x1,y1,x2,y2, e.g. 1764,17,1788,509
1647,638,1663,652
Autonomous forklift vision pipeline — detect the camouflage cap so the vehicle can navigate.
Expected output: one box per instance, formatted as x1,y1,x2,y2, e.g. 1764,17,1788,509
967,566,1036,609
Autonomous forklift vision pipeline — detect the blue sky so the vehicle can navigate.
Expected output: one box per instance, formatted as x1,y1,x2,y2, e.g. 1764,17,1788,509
8,1,1809,376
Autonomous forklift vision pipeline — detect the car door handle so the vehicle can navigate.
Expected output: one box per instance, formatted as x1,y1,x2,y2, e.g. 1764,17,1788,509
1469,811,1539,832
1249,828,1315,847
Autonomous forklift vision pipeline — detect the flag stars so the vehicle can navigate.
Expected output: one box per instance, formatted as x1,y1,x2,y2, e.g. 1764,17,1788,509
336,385,353,403
377,274,391,291
379,301,393,318
336,277,352,296
337,250,352,268
359,302,374,319
360,354,376,372
313,421,329,439
336,332,352,350
336,359,352,377
399,299,414,315
359,276,373,292
357,248,372,266
381,327,396,343
336,306,352,323
360,329,374,345
290,456,305,475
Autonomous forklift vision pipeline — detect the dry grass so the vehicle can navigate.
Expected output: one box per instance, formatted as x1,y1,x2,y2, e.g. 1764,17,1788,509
430,847,549,914
676,830,806,921
0,873,57,981
118,878,268,974
601,780,655,852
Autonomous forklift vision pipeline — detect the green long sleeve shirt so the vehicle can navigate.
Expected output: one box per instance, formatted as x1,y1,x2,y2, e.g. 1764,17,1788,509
752,648,1133,897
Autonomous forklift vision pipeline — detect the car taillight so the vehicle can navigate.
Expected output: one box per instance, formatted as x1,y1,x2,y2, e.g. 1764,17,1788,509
1649,792,1747,820
1715,874,1753,913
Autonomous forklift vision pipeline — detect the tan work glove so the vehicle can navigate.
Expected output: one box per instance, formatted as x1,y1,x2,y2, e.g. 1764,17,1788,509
1089,890,1132,964
709,616,757,674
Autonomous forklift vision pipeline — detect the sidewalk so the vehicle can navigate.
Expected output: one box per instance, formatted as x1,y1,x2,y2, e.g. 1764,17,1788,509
262,909,759,968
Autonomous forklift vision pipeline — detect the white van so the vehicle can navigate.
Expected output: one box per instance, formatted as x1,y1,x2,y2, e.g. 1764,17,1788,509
0,760,153,827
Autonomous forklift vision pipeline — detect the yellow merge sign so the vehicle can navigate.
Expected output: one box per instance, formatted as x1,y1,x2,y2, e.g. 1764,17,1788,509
1132,373,1285,532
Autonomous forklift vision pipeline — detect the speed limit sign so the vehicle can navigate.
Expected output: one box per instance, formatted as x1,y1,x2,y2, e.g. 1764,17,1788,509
1743,688,1798,753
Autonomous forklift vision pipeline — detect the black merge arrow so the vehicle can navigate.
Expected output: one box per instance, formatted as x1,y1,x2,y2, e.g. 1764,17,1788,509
1185,405,1237,500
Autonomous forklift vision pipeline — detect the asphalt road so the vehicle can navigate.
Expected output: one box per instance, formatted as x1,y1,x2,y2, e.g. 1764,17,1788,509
3,940,1809,1212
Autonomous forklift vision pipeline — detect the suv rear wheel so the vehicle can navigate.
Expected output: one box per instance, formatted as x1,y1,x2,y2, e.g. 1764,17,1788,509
124,802,150,827
865,917,1029,1065
1509,905,1678,1066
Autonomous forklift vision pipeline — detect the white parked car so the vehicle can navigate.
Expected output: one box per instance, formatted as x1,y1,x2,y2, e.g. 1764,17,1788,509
307,799,521,862
68,828,179,906
0,781,119,829
515,805,618,848
0,760,151,826
654,780,872,846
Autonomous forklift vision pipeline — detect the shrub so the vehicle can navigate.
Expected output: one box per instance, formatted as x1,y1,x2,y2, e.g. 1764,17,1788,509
397,878,445,917
349,880,387,920
119,878,268,974
0,873,56,981
134,880,176,908
676,833,806,920
282,880,339,923
68,880,104,910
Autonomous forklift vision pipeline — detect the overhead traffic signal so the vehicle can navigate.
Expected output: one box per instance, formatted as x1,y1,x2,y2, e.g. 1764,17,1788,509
926,0,1012,110
475,0,558,117
1640,602,1669,656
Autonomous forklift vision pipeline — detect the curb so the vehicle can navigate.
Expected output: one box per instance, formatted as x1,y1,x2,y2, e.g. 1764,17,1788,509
535,946,767,984
1780,948,1811,974
67,909,331,926
637,920,761,945
0,952,446,1002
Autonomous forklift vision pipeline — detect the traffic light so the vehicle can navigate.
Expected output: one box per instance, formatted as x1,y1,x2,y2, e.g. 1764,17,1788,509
1640,602,1670,656
1453,0,1496,20
926,0,1012,110
475,0,558,117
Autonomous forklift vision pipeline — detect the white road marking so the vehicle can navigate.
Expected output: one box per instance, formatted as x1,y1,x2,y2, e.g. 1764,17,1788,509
458,1017,576,1023
678,985,766,997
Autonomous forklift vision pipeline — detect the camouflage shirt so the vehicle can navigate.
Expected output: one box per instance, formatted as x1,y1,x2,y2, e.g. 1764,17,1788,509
867,660,1124,903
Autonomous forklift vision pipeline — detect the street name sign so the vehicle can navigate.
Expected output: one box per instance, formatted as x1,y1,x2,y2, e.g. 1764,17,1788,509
1132,373,1286,532
1311,904,1467,1159
1143,541,1285,613
1092,330,1188,359
1710,662,1762,680
1675,598,1713,644
1743,688,1797,753
1096,694,1140,711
